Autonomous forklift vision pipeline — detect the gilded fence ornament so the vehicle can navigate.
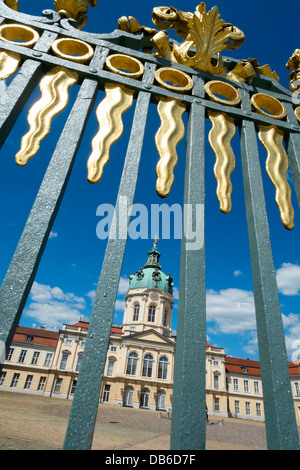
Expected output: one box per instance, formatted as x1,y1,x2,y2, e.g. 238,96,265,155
251,93,295,230
205,80,241,213
118,3,245,76
4,0,18,11
286,49,300,93
16,67,79,166
87,54,144,184
0,50,21,80
227,58,279,83
0,23,40,81
54,0,97,29
154,68,193,198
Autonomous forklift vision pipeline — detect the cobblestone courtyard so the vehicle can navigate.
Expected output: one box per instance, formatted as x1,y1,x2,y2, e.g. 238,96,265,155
0,391,298,450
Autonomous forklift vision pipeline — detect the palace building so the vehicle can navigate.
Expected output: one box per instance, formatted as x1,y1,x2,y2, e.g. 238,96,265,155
0,243,299,424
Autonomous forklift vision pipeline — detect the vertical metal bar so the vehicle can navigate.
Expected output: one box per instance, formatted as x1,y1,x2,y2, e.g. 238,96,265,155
63,61,156,450
0,31,58,148
170,76,206,450
239,89,299,450
284,101,300,209
0,47,107,359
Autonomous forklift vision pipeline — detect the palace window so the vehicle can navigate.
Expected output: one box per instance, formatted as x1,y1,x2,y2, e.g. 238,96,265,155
59,353,69,370
18,349,27,363
123,386,134,406
103,385,111,403
38,377,46,391
244,379,249,393
142,354,154,378
70,380,77,395
294,382,300,397
158,356,169,380
6,348,14,361
233,378,239,391
31,351,40,365
44,353,53,367
245,402,251,415
254,381,260,394
54,378,63,393
140,388,150,408
157,390,166,410
256,403,262,416
133,304,140,321
76,355,82,372
148,305,156,322
0,372,6,385
24,375,33,389
10,373,20,388
213,374,220,390
234,400,240,414
126,352,138,375
214,397,220,412
107,359,115,377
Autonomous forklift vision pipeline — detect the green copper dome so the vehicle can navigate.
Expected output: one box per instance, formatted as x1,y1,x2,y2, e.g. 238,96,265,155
128,243,173,295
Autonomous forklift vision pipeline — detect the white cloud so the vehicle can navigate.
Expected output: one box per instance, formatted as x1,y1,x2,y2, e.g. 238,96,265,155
233,270,242,277
85,290,96,302
172,286,179,300
206,288,256,334
282,312,300,359
115,299,126,311
24,282,86,329
276,262,300,296
49,231,58,239
118,276,129,295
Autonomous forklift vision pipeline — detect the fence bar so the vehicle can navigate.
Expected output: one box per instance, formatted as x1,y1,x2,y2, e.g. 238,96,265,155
0,47,106,356
170,76,206,450
0,31,58,149
239,89,299,450
284,101,300,209
63,61,156,450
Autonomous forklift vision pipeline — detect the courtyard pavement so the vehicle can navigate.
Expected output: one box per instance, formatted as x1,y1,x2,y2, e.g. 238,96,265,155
0,390,298,451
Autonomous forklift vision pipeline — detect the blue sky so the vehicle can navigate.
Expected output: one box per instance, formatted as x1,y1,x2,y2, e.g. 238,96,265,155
0,0,299,361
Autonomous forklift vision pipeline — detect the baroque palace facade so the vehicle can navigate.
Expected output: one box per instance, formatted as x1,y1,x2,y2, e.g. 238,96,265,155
0,244,300,424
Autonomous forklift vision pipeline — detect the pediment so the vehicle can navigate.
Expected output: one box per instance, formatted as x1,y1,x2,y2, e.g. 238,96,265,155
122,328,175,346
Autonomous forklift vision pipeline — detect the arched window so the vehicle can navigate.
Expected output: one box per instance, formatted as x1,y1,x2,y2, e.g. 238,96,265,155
157,390,166,410
133,304,139,321
140,388,150,407
158,356,169,379
163,309,168,326
123,386,134,406
148,305,156,322
142,353,154,377
106,357,115,377
126,351,138,375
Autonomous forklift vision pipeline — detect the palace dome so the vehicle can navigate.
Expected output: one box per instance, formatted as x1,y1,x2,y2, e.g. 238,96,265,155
128,243,173,295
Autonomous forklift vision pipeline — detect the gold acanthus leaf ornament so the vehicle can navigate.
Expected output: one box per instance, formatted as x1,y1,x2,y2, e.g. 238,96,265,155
171,3,231,75
53,0,96,29
118,3,245,76
286,49,300,93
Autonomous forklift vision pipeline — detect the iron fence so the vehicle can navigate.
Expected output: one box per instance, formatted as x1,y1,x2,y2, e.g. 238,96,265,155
0,0,299,450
